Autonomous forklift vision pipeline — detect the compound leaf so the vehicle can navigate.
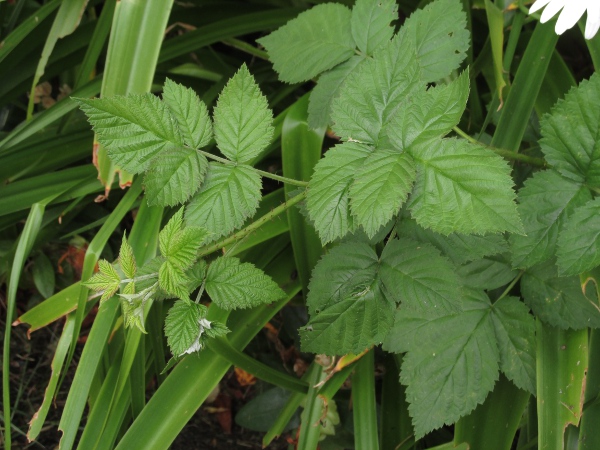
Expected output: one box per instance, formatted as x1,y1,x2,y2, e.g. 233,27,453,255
257,3,355,83
457,255,517,290
158,260,191,300
205,257,285,310
557,197,600,275
408,138,522,235
162,78,213,149
164,300,207,357
84,259,121,302
351,0,398,55
509,171,591,269
213,64,274,163
186,163,262,240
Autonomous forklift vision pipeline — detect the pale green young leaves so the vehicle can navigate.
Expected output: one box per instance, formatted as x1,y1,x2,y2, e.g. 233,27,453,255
257,3,355,84
351,0,398,55
118,234,136,280
84,259,121,303
205,257,285,310
213,64,274,163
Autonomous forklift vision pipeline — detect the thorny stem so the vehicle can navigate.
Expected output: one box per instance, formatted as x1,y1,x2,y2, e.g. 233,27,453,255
453,126,546,167
198,190,308,258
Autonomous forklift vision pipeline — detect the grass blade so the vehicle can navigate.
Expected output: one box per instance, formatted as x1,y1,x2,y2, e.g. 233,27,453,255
380,354,412,450
352,349,378,450
296,363,326,450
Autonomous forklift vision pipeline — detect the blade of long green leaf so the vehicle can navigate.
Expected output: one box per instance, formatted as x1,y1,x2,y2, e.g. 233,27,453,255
353,349,379,450
579,329,600,449
297,363,326,450
380,354,412,450
484,0,506,106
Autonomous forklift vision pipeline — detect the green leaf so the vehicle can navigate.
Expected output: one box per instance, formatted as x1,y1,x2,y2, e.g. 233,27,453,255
164,300,207,356
490,297,536,394
158,260,191,300
350,150,416,238
144,146,208,207
330,34,420,145
557,197,600,275
76,94,182,173
159,208,185,258
397,0,470,83
119,234,136,280
521,260,600,329
509,171,591,269
379,238,461,313
308,55,366,130
84,260,121,303
213,64,274,163
390,289,499,438
351,0,397,55
457,255,517,290
408,138,522,235
158,208,208,270
540,73,600,186
301,242,393,354
185,163,262,240
386,71,470,149
205,257,285,310
257,3,355,83
162,78,212,149
32,253,55,299
397,218,509,265
307,142,371,244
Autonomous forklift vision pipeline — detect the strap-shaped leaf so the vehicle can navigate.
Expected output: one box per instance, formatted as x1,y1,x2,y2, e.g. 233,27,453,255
162,78,212,149
205,257,285,310
308,56,366,130
509,171,591,269
491,296,536,394
330,34,421,145
540,73,600,186
386,71,470,150
257,3,355,83
397,0,470,83
185,163,262,240
164,300,207,357
144,147,208,207
521,260,600,329
557,197,600,275
213,64,274,163
408,138,522,235
307,142,372,244
76,94,182,174
351,0,397,55
350,150,416,238
379,238,461,313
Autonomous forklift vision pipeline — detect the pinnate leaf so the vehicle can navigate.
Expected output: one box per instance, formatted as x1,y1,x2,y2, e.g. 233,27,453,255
257,3,355,83
205,257,285,310
76,94,182,174
213,64,274,163
521,260,600,329
186,163,262,240
408,138,522,235
162,78,212,149
307,142,371,244
350,150,415,237
557,197,600,275
351,0,397,55
509,171,591,269
164,300,207,357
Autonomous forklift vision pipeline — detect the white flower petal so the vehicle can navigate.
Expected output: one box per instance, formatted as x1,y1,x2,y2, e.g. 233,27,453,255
529,0,553,14
540,0,567,24
555,2,587,35
585,3,600,39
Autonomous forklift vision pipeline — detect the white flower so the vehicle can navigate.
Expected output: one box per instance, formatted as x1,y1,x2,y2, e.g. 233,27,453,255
529,0,600,40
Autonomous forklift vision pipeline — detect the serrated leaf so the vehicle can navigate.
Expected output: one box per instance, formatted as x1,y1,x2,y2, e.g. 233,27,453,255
379,238,461,313
162,78,212,149
185,163,262,240
350,150,415,237
308,56,366,130
203,321,230,339
408,138,522,235
397,0,470,83
330,35,420,145
144,146,208,207
386,71,470,149
307,142,372,244
491,296,536,394
166,227,209,271
119,234,136,279
457,255,517,290
164,300,206,356
213,64,274,163
509,171,591,269
84,260,122,302
351,0,398,55
159,260,191,300
557,197,600,275
540,73,600,186
301,242,393,354
76,94,182,173
397,217,509,265
521,260,600,329
159,208,185,257
205,257,285,310
257,3,355,83
390,289,498,438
